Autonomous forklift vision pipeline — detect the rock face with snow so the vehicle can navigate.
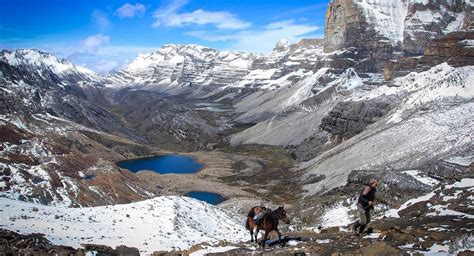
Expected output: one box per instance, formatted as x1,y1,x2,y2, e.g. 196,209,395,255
323,0,471,72
384,30,474,80
0,49,99,86
403,0,468,56
0,49,140,138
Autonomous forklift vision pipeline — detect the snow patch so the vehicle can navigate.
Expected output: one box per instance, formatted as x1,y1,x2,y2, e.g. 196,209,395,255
447,178,474,189
319,202,357,227
402,170,439,187
0,196,248,254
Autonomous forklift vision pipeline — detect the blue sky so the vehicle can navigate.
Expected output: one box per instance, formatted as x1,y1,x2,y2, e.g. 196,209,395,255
1,0,329,72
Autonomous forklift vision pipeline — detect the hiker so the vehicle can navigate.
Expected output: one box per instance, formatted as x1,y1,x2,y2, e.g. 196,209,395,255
352,178,378,235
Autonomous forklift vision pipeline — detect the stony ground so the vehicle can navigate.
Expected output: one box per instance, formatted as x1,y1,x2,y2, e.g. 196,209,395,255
2,166,472,255
183,172,474,255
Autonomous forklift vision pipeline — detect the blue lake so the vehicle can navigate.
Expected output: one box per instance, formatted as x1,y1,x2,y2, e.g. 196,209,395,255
184,191,226,205
116,155,203,174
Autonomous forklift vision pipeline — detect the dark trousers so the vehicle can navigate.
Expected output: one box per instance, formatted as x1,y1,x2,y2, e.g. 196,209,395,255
353,205,371,234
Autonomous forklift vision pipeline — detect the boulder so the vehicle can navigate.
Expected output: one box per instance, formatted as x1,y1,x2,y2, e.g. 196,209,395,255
384,226,417,244
116,245,140,256
360,241,404,256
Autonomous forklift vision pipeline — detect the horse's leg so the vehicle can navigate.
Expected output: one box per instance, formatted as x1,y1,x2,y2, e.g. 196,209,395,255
276,228,283,247
250,228,254,242
255,228,259,243
276,228,282,241
260,231,269,248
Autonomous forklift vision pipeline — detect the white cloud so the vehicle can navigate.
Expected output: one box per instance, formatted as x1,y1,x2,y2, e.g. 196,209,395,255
65,45,160,73
81,34,110,52
186,20,321,53
152,0,250,29
153,0,188,19
92,10,110,30
115,3,146,18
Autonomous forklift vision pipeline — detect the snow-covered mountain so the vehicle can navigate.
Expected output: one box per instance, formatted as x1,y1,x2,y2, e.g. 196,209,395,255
1,49,99,88
0,49,155,207
102,39,326,101
103,44,255,97
1,0,471,205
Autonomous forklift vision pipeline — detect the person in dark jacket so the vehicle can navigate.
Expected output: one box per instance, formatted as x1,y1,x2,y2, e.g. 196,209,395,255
352,178,378,235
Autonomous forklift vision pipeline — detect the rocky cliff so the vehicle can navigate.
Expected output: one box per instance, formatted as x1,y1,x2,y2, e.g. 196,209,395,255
384,30,474,80
319,100,391,142
323,0,471,72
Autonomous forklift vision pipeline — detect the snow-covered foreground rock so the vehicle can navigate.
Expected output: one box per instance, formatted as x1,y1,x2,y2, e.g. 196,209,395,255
0,196,247,254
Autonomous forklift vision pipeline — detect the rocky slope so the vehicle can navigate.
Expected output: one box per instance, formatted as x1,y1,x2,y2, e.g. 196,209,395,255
207,175,474,255
0,49,165,207
301,63,473,195
4,169,472,255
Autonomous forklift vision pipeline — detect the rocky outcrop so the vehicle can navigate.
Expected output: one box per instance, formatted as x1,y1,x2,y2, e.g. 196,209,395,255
324,0,362,52
289,38,324,52
424,31,474,60
384,30,474,80
0,228,140,256
347,169,432,193
403,0,468,56
419,160,472,178
319,100,391,142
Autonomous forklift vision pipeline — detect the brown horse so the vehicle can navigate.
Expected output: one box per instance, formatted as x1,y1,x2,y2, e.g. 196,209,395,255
245,206,290,247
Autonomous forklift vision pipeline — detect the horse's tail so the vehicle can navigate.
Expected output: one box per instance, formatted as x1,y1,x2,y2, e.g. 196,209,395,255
245,217,250,230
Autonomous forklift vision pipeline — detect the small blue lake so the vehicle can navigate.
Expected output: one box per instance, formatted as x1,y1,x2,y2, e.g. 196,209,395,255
184,191,226,205
116,155,203,174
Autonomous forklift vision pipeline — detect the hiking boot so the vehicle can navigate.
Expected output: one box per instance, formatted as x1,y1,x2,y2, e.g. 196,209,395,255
350,223,360,234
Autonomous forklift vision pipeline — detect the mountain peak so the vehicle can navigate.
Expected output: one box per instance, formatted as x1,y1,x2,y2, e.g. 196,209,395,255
1,48,98,86
1,49,96,76
273,38,290,52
